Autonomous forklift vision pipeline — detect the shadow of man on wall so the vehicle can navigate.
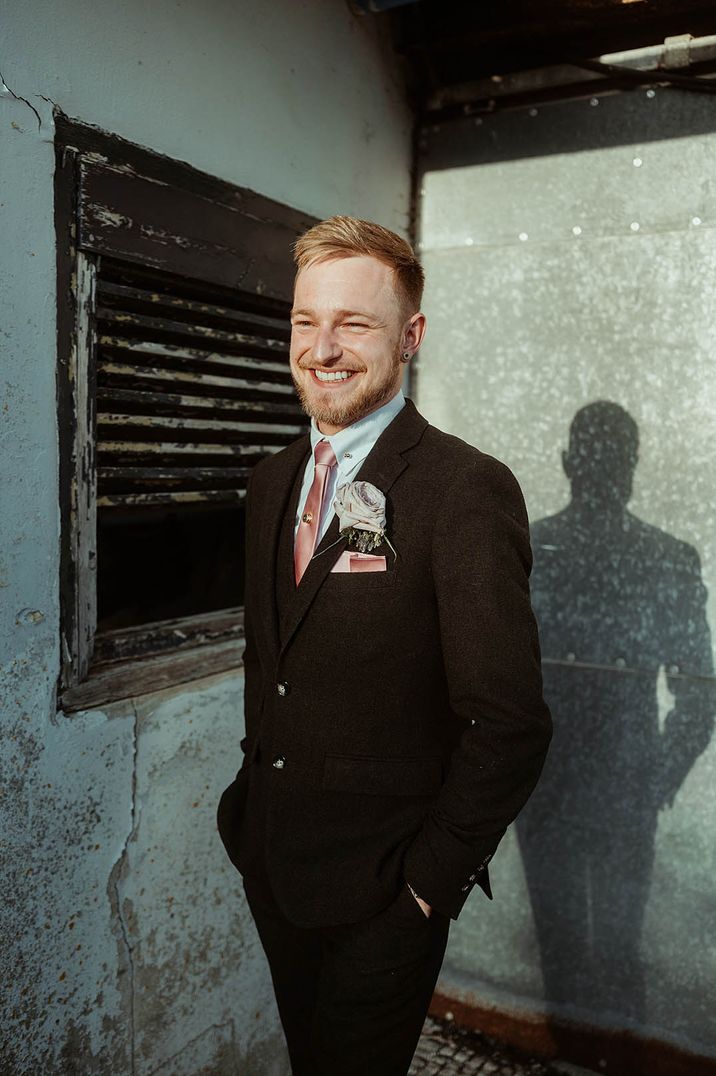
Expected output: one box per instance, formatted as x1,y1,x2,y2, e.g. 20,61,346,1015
516,401,715,1026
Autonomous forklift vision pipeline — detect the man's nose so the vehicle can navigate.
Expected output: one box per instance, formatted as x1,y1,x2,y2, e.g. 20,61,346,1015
313,326,342,362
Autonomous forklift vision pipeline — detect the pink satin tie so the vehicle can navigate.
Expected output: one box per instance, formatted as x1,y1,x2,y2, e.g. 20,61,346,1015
294,439,337,584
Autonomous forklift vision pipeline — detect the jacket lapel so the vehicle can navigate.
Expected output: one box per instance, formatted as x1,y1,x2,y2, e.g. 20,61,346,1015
252,434,310,664
277,397,428,659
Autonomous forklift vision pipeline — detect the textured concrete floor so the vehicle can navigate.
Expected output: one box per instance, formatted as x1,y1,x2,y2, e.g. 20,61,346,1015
410,1016,565,1075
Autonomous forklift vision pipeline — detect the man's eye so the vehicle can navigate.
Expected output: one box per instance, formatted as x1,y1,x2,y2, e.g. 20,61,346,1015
345,322,368,329
293,320,312,327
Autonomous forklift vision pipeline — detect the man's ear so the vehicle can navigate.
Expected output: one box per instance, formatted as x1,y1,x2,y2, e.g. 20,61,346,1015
403,311,427,356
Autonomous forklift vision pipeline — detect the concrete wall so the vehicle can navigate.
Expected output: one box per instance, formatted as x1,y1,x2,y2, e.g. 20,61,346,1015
416,88,716,1060
0,2,411,1071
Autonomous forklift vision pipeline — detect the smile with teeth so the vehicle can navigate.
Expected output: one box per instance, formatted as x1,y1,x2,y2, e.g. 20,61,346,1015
312,369,357,382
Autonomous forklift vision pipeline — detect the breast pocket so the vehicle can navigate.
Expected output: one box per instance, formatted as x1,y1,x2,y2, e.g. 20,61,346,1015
330,550,388,574
323,562,398,591
324,545,398,588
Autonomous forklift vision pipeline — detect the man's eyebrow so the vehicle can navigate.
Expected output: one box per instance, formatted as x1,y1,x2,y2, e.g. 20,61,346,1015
290,308,379,321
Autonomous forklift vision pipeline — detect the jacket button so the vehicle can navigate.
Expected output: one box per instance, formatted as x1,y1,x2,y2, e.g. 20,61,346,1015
272,755,286,770
276,681,289,696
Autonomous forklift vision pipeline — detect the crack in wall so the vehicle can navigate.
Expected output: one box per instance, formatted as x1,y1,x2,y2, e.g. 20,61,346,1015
107,699,139,1076
0,66,42,130
145,1021,235,1076
36,92,60,109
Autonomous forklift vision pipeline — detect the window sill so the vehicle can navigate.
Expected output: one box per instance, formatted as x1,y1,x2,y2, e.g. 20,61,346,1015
59,608,245,713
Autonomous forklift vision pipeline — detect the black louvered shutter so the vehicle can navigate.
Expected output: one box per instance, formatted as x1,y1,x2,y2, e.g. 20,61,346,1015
95,257,303,510
92,256,307,633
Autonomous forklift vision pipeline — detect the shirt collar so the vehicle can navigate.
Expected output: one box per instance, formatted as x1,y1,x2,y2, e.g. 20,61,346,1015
309,389,405,468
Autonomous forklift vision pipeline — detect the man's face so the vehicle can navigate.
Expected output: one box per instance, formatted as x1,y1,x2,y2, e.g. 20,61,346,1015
289,255,408,434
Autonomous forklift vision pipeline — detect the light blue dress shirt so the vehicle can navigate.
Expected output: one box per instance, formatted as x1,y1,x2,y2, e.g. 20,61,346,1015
294,389,406,545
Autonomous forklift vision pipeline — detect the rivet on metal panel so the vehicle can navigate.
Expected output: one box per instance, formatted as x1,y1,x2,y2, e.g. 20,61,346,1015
615,657,626,668
590,97,599,107
465,238,474,246
566,652,576,662
529,108,538,117
692,216,702,226
633,157,643,168
572,226,582,236
646,89,656,99
630,222,640,232
519,232,529,242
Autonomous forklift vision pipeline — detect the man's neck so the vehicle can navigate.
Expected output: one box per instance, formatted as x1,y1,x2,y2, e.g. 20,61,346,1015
315,389,403,437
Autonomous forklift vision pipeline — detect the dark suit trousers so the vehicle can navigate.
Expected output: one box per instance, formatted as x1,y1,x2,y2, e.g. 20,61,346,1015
242,863,451,1076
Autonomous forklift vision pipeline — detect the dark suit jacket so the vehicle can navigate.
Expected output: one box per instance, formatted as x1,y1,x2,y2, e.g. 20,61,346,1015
217,396,552,926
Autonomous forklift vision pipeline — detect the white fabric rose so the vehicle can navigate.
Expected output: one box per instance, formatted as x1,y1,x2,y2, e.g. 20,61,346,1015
333,481,386,535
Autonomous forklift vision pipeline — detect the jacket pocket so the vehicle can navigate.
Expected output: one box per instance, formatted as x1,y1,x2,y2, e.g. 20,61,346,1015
322,753,443,797
216,765,251,869
322,570,397,590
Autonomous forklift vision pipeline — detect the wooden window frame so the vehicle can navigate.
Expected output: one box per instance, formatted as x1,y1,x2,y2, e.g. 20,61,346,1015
55,116,314,712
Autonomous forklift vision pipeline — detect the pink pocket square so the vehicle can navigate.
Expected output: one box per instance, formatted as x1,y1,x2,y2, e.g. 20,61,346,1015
330,551,387,573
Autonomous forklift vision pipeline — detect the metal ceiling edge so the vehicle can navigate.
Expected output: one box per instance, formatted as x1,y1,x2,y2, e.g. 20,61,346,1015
425,32,716,114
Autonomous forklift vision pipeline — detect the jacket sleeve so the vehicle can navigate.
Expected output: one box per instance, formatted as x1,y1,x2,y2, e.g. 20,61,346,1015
402,455,552,919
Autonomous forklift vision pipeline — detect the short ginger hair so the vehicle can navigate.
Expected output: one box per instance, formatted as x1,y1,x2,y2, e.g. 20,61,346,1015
293,215,425,318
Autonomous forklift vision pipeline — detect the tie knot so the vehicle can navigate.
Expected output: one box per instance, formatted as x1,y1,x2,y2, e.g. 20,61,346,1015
314,439,337,468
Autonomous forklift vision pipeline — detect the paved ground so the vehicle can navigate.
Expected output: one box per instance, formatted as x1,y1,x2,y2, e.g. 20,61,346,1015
410,1016,566,1076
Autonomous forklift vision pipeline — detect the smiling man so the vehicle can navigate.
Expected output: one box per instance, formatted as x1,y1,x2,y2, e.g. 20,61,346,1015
290,251,421,435
217,216,552,1076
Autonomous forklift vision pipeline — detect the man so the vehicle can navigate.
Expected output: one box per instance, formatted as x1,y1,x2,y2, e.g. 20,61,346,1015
217,216,552,1076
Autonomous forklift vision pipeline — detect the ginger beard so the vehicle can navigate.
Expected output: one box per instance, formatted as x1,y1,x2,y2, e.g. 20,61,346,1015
291,337,403,430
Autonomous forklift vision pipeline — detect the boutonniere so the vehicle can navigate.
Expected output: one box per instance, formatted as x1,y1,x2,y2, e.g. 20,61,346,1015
333,481,397,557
